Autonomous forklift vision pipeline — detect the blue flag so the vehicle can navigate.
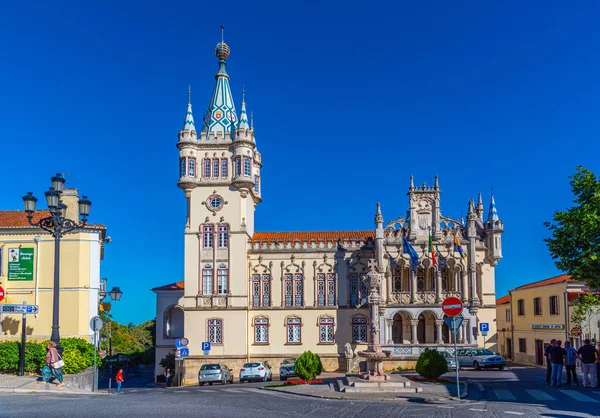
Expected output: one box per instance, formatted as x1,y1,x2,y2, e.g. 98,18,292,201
402,236,419,271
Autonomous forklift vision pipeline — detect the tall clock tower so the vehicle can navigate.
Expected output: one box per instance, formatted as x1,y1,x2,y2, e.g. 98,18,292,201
176,37,262,323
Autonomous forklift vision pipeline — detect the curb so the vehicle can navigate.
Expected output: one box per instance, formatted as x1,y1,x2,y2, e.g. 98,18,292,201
0,387,105,395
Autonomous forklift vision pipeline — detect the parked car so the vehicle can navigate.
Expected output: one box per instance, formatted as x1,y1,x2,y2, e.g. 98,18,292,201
239,361,272,383
198,363,234,385
456,348,506,370
279,358,296,381
441,351,459,371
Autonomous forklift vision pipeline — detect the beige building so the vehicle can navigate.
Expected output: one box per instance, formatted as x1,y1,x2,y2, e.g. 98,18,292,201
153,38,504,382
0,188,107,342
495,274,594,366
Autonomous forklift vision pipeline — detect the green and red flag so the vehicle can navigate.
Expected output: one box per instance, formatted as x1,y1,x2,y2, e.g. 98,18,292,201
428,234,437,265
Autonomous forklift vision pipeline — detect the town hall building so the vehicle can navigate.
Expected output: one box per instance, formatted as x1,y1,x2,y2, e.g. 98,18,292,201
153,37,504,381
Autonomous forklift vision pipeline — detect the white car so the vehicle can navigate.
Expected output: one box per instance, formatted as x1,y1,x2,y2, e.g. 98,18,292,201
239,361,272,383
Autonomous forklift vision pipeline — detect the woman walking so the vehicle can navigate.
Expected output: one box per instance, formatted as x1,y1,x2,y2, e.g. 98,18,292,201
40,341,65,386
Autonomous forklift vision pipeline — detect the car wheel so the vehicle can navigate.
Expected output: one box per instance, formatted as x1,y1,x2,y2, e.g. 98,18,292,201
498,366,505,370
199,382,204,386
473,361,481,371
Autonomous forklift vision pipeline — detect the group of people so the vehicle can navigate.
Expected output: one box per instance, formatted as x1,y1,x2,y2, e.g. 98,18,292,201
545,339,600,387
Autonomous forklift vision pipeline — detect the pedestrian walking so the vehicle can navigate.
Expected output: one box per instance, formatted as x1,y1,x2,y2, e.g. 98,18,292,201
545,339,557,385
38,341,65,386
564,341,578,386
577,339,597,387
550,340,566,386
116,369,124,393
165,368,172,387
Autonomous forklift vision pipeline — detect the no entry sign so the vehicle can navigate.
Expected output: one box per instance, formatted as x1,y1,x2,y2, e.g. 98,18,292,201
442,297,463,317
571,326,583,337
0,286,4,302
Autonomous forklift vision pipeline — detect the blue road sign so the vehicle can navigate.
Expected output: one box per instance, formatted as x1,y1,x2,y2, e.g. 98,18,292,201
444,316,464,333
179,347,190,357
175,338,189,348
201,342,211,351
479,322,489,332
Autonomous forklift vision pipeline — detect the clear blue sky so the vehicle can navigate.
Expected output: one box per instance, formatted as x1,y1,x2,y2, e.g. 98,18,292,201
1,1,599,325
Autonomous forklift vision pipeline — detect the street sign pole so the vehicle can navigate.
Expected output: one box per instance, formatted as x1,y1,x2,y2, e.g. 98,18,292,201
93,331,98,393
453,316,460,400
19,301,27,377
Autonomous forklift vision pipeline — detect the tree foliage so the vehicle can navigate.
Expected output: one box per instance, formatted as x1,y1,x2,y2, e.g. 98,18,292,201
416,349,448,381
293,351,323,383
160,353,175,372
99,311,155,358
545,167,600,287
571,293,600,335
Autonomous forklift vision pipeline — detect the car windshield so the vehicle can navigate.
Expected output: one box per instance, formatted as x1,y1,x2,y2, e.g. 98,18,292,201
201,364,221,370
243,362,261,368
473,349,495,356
281,358,296,365
441,351,452,358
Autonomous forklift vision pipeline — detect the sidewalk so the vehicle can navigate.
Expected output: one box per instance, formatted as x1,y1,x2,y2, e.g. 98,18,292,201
0,373,98,395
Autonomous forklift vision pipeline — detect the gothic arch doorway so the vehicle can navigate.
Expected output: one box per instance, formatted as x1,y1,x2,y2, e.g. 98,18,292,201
392,313,403,344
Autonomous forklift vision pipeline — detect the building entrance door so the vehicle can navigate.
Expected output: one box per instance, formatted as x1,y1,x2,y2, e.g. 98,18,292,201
535,340,544,365
506,338,512,359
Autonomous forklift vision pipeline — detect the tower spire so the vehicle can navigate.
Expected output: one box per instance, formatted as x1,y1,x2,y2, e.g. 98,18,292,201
488,195,499,222
409,175,415,191
238,88,250,131
182,86,196,132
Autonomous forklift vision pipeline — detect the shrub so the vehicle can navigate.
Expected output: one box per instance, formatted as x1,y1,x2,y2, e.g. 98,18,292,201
23,343,46,373
0,342,46,374
61,348,88,375
293,351,323,384
415,349,448,382
41,338,99,374
0,342,20,373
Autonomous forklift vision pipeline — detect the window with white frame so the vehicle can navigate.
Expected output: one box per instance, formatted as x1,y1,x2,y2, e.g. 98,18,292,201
254,176,260,193
319,317,334,343
317,273,336,307
254,317,269,343
204,159,211,178
286,317,301,344
221,159,228,178
180,158,186,177
252,274,271,307
352,316,368,343
202,266,213,295
213,159,219,178
218,226,228,248
243,157,251,177
188,158,196,177
217,265,228,295
208,319,222,344
203,226,213,248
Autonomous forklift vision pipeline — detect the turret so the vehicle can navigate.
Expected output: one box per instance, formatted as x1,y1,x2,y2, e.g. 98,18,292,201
407,175,441,241
232,89,257,192
178,87,197,143
374,202,384,269
177,87,200,193
485,195,504,265
466,199,479,312
476,193,484,221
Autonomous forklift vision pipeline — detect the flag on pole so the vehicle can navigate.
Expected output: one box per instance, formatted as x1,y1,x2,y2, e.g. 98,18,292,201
453,233,467,262
429,233,437,266
402,236,419,271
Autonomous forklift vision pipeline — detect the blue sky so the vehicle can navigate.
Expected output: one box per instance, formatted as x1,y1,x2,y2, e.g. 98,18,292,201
1,1,599,325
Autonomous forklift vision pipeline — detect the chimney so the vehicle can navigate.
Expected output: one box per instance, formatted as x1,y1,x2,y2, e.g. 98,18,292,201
61,188,79,221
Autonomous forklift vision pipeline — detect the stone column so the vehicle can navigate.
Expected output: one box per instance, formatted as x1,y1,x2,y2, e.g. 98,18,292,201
435,269,442,303
386,319,393,344
385,272,392,304
465,318,471,344
458,322,464,344
435,319,444,344
410,270,417,303
411,319,419,344
461,271,468,303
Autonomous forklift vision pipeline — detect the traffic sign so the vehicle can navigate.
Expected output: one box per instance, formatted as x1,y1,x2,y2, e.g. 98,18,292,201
90,316,103,332
479,323,489,332
201,342,211,351
176,337,189,348
571,326,583,337
442,297,463,317
179,347,190,357
203,350,209,356
175,349,181,358
0,286,4,302
0,304,39,314
444,316,464,333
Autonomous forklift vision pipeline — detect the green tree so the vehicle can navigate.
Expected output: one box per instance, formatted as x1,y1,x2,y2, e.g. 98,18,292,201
415,349,448,381
293,351,323,383
159,353,175,372
571,293,600,337
544,167,600,287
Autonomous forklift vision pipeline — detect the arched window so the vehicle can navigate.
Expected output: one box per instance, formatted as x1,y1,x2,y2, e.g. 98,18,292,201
319,317,334,343
392,266,402,292
254,317,269,344
441,266,449,291
164,306,184,339
286,317,302,344
417,267,425,291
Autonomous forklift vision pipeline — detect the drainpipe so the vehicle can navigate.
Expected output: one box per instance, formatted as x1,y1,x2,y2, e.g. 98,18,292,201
34,236,41,318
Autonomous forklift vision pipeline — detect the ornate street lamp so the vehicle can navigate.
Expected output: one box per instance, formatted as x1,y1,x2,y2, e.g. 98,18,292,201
22,173,92,353
108,287,123,301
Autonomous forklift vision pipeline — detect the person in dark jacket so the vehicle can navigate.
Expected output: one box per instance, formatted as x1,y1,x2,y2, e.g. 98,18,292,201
577,339,596,387
545,339,557,385
550,340,566,386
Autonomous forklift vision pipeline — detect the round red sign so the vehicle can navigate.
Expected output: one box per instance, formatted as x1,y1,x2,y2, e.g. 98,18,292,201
442,296,463,317
0,286,4,302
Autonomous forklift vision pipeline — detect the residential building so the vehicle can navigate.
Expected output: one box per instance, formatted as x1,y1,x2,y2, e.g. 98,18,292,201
495,274,597,366
0,188,107,342
153,37,504,381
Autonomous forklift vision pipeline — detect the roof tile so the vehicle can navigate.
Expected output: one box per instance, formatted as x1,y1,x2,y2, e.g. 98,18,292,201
0,210,105,229
496,295,510,305
152,281,184,292
514,274,573,291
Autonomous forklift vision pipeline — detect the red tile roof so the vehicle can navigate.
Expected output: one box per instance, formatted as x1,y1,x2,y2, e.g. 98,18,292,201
0,210,105,229
514,274,573,291
251,230,375,244
496,295,510,305
152,281,184,292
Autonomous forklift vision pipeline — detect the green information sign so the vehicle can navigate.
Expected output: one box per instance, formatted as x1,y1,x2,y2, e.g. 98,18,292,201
7,248,34,281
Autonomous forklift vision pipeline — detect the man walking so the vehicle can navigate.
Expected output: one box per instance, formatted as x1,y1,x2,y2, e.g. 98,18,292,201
577,339,597,387
545,339,557,385
116,369,124,394
550,340,566,386
564,341,578,386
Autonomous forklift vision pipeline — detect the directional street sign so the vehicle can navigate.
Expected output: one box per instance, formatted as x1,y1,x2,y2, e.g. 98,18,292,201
201,342,211,351
444,316,464,333
0,286,5,302
442,297,463,317
179,348,190,358
176,338,189,349
0,304,39,314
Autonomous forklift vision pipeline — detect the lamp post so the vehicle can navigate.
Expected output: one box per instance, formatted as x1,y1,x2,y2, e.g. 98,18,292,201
100,286,123,394
22,173,92,353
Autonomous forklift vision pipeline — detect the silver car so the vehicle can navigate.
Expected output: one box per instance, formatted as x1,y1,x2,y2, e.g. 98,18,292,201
441,351,459,371
198,363,234,385
456,348,506,371
279,358,296,381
